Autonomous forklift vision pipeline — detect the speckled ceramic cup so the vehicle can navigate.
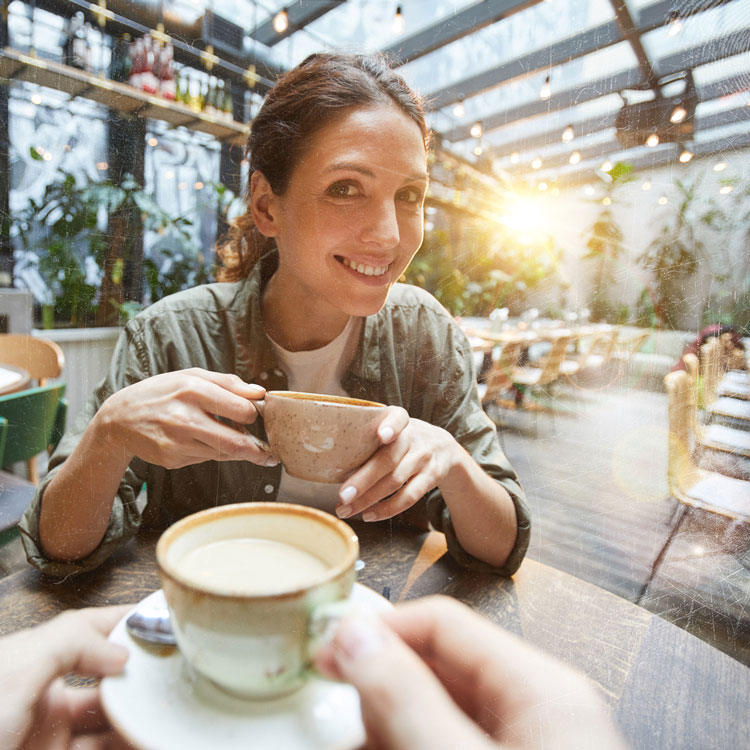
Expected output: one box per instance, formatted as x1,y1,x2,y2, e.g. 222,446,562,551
255,391,388,483
157,502,359,700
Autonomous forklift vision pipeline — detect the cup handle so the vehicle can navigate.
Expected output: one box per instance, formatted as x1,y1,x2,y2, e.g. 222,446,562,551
307,598,371,675
245,399,277,462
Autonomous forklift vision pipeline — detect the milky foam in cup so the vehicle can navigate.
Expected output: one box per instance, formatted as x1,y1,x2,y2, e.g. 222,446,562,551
156,502,359,700
255,391,388,483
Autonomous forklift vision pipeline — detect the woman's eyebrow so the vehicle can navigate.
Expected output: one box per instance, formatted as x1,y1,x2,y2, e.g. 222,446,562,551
324,162,428,183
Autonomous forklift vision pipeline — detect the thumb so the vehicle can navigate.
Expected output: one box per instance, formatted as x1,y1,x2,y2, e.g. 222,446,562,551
316,616,493,750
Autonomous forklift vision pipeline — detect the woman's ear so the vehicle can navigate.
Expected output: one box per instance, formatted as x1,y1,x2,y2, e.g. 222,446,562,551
250,171,280,238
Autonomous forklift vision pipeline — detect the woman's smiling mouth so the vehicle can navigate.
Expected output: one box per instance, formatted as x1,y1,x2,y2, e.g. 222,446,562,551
337,256,391,277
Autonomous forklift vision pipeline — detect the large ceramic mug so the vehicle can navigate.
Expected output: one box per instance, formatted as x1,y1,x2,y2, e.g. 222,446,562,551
254,391,388,483
156,502,359,700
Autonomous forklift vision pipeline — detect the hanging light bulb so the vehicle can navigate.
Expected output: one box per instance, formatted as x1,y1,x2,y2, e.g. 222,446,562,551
392,5,405,35
713,161,727,172
670,105,687,123
510,151,520,164
538,181,548,191
452,100,465,118
646,133,660,148
658,195,668,205
679,147,693,163
719,185,733,195
272,8,289,33
561,124,574,142
531,157,542,169
600,159,613,172
539,75,551,101
642,181,651,190
473,144,483,156
470,121,483,138
584,185,595,196
668,18,683,36
31,93,42,105
569,150,581,165
602,196,611,206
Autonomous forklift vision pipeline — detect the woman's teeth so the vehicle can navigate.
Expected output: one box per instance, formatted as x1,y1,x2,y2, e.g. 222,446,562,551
341,258,389,277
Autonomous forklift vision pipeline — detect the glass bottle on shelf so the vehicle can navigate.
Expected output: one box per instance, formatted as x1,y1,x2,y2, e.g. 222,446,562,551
222,83,233,121
188,74,202,112
158,43,175,100
204,77,217,116
63,12,88,70
140,34,158,94
128,37,142,89
110,33,132,83
199,77,208,112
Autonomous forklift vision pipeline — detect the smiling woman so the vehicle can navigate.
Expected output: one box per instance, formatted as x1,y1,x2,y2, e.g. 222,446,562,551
21,52,530,581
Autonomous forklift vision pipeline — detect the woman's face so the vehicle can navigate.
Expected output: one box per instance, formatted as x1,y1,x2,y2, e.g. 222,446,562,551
257,103,428,320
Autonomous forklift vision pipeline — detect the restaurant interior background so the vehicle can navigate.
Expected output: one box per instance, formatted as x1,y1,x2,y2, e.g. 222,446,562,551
0,0,748,664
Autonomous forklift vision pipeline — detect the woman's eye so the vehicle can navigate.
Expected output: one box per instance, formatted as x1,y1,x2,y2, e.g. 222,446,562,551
327,182,358,198
398,187,424,205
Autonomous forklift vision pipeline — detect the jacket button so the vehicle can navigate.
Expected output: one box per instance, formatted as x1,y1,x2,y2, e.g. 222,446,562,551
259,371,268,380
264,484,274,494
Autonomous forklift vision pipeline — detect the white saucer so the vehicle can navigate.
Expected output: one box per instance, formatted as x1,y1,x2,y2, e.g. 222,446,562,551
101,584,392,750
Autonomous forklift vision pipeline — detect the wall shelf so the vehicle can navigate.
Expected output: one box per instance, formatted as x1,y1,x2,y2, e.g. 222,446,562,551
0,47,249,146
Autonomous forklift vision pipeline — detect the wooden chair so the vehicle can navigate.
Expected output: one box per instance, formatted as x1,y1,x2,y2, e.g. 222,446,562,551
611,331,650,364
664,369,749,520
0,334,65,481
558,332,611,376
510,336,570,410
0,384,67,484
476,342,523,408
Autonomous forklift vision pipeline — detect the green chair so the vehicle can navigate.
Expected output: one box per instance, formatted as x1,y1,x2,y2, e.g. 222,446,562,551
0,384,67,545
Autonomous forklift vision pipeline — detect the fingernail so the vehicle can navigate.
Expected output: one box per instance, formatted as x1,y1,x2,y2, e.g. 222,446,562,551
247,384,265,395
336,505,352,519
362,511,376,522
339,485,357,503
379,426,395,442
264,455,280,467
335,617,385,663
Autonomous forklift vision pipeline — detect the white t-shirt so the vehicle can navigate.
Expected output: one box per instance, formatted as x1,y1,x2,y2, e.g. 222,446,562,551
268,316,363,512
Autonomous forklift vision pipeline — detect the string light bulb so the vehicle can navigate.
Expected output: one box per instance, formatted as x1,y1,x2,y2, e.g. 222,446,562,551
510,151,520,164
538,181,548,191
569,150,581,165
668,18,683,36
600,159,613,172
670,105,687,124
719,185,733,194
452,100,465,118
392,5,405,34
562,124,574,142
646,133,660,147
470,121,483,138
539,75,551,101
272,8,289,34
642,181,651,190
531,157,542,169
679,147,693,163
713,161,727,172
473,144,483,156
658,195,668,205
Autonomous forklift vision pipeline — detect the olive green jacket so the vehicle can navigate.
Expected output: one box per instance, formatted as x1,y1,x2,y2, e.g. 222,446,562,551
20,251,530,577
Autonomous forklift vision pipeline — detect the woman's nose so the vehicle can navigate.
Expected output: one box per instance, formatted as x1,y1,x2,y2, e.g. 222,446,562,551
361,201,400,248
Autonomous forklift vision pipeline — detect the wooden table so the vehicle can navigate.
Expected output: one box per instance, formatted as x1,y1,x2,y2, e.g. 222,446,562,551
1,523,747,750
0,364,30,396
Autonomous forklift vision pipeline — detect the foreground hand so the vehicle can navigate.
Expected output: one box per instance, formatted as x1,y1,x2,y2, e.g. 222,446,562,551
336,407,461,521
98,368,278,470
0,606,131,750
315,596,626,750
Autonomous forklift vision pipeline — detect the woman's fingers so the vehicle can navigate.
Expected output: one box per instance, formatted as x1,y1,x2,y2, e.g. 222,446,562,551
314,615,494,750
376,405,410,444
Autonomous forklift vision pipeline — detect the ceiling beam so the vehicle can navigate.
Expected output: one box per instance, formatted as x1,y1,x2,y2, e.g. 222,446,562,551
247,0,345,47
381,0,542,66
442,28,750,142
487,72,749,160
557,130,750,185
608,0,660,95
429,0,736,116
522,103,750,175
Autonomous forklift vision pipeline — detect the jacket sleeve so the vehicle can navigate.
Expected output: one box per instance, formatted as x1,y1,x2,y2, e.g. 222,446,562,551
19,324,150,577
421,316,531,576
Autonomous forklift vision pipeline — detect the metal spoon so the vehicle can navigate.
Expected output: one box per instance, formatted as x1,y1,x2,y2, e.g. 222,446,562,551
125,596,176,646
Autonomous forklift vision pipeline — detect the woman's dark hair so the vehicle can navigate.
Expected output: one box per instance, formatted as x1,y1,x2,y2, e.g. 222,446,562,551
216,52,429,281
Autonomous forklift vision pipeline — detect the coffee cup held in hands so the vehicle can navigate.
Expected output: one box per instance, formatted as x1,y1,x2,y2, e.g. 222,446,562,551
156,502,359,700
254,391,388,483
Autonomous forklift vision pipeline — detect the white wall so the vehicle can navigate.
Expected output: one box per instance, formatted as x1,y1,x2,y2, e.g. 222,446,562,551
524,148,750,329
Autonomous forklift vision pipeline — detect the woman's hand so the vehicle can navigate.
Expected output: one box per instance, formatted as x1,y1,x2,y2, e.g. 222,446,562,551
0,606,131,750
97,368,278,470
314,596,626,750
336,406,463,521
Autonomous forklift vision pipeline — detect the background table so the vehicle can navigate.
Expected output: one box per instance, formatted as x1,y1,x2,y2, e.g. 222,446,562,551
1,522,747,750
0,364,29,396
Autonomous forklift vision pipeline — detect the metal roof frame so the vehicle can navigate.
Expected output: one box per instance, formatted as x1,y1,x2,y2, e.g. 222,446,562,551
246,0,346,47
